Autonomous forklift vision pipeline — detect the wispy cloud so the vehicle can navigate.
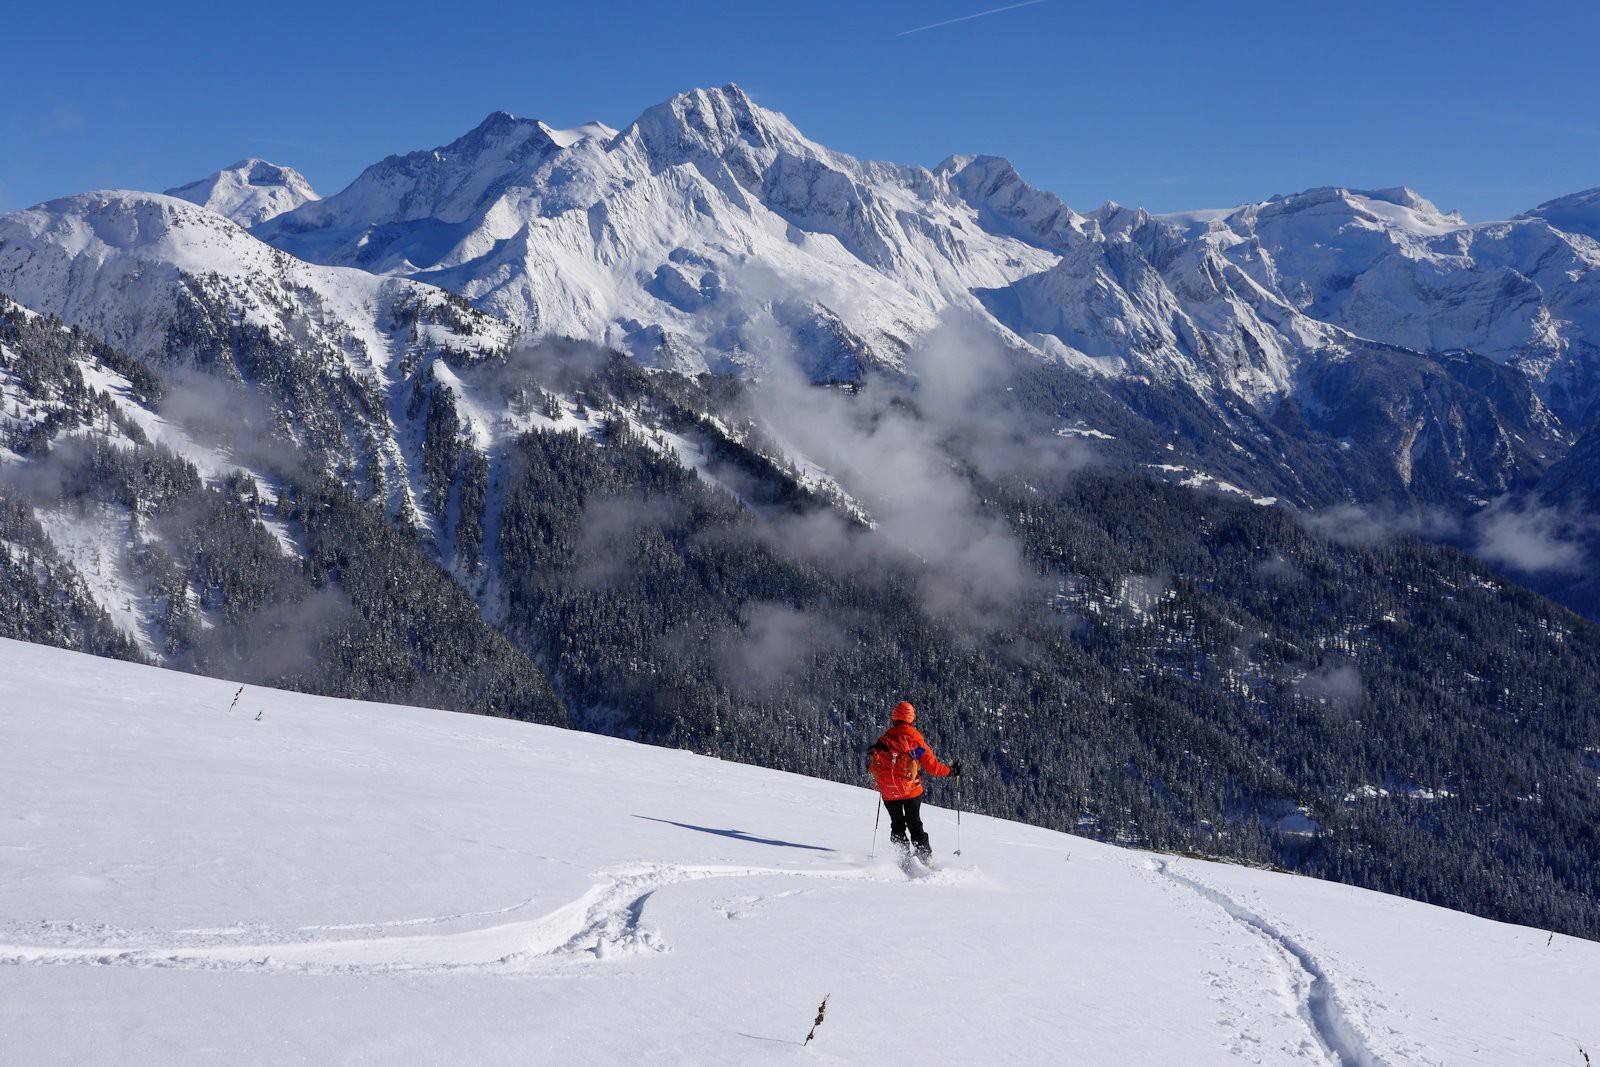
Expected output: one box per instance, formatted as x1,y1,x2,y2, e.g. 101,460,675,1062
897,0,1047,37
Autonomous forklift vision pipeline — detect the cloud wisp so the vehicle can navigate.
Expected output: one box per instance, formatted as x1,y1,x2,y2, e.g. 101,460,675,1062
1473,498,1594,576
744,309,1090,635
897,0,1047,37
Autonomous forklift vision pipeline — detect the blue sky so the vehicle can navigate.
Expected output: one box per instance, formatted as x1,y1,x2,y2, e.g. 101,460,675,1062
4,0,1596,220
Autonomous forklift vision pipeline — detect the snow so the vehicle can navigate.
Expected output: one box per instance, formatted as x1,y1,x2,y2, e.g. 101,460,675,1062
539,121,619,149
32,503,157,653
1343,190,1466,238
252,87,1065,381
1154,206,1241,236
72,359,257,487
165,159,320,227
11,88,1600,448
1056,424,1116,440
1147,463,1278,506
1517,186,1600,241
2,637,1594,1065
9,93,1600,512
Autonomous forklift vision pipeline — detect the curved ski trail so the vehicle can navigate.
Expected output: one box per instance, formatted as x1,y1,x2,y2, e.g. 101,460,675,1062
1157,860,1384,1067
0,861,889,975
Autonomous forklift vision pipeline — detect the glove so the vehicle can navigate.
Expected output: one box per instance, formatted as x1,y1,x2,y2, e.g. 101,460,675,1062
950,760,962,779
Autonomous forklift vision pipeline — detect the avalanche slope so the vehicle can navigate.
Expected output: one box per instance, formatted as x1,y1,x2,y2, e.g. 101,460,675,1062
0,636,1594,1065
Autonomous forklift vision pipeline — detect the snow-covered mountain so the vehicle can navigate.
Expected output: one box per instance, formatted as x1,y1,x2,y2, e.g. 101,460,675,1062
1183,186,1600,426
256,88,1068,381
166,158,319,226
248,88,1600,429
0,190,515,524
0,290,564,716
1517,186,1600,244
3,636,1595,1065
225,85,1600,521
2,86,1592,523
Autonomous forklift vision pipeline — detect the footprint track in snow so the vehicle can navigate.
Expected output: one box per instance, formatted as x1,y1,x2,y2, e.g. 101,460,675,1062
1155,860,1385,1067
0,861,888,976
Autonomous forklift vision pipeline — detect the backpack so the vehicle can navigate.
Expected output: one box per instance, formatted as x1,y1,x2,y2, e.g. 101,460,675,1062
868,739,920,793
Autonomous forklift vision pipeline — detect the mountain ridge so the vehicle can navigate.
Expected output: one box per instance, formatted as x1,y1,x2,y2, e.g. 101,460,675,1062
245,86,1600,420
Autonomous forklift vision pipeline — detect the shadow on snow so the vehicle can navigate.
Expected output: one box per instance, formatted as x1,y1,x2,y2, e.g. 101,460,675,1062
632,816,836,852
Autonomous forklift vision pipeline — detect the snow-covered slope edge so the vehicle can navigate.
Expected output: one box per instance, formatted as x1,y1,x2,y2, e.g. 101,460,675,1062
2,637,1593,1066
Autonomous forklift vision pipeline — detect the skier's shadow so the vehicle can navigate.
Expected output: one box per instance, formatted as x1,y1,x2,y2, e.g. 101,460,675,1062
632,816,835,852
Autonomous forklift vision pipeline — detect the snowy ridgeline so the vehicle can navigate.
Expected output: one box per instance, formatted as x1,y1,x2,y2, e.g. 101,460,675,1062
0,636,1594,1066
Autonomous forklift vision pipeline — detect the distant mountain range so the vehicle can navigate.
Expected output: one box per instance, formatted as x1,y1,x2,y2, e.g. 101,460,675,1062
3,85,1599,938
6,87,1597,530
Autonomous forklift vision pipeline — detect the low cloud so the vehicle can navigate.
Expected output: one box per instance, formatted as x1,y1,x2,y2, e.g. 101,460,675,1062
155,367,305,474
574,493,681,589
745,311,1096,632
1298,502,1459,548
1118,572,1170,616
224,587,353,683
1294,661,1365,712
716,600,844,692
1473,498,1592,575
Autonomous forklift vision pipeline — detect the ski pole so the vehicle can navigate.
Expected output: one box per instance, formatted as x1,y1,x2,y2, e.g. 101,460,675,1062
954,773,963,857
871,797,883,858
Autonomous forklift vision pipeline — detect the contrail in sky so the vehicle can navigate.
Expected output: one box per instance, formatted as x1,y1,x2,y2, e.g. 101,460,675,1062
897,0,1048,36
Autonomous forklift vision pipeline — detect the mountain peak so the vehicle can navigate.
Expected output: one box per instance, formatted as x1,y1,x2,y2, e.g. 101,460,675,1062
1249,185,1462,235
628,83,807,162
442,110,558,160
1516,185,1600,241
939,154,1087,250
165,158,318,226
1360,185,1435,211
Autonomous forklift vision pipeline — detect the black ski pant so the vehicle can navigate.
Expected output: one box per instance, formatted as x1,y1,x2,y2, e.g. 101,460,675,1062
885,796,931,857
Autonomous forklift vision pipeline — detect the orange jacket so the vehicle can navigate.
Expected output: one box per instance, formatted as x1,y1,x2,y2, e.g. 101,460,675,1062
868,723,951,801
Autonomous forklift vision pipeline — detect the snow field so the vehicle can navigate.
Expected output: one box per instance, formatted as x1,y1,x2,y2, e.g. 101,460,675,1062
0,637,1595,1064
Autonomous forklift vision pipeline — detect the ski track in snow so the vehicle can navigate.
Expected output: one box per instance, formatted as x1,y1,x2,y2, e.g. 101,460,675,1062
1156,860,1384,1067
292,894,544,932
0,860,958,977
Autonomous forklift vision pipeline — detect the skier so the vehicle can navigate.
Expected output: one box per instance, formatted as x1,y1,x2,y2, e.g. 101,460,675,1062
868,701,960,863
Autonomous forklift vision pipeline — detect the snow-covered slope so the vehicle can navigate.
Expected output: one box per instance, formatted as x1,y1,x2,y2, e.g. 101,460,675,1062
166,159,320,226
0,190,508,380
2,637,1594,1065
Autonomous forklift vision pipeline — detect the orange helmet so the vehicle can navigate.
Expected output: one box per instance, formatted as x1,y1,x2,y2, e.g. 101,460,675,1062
891,701,916,724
